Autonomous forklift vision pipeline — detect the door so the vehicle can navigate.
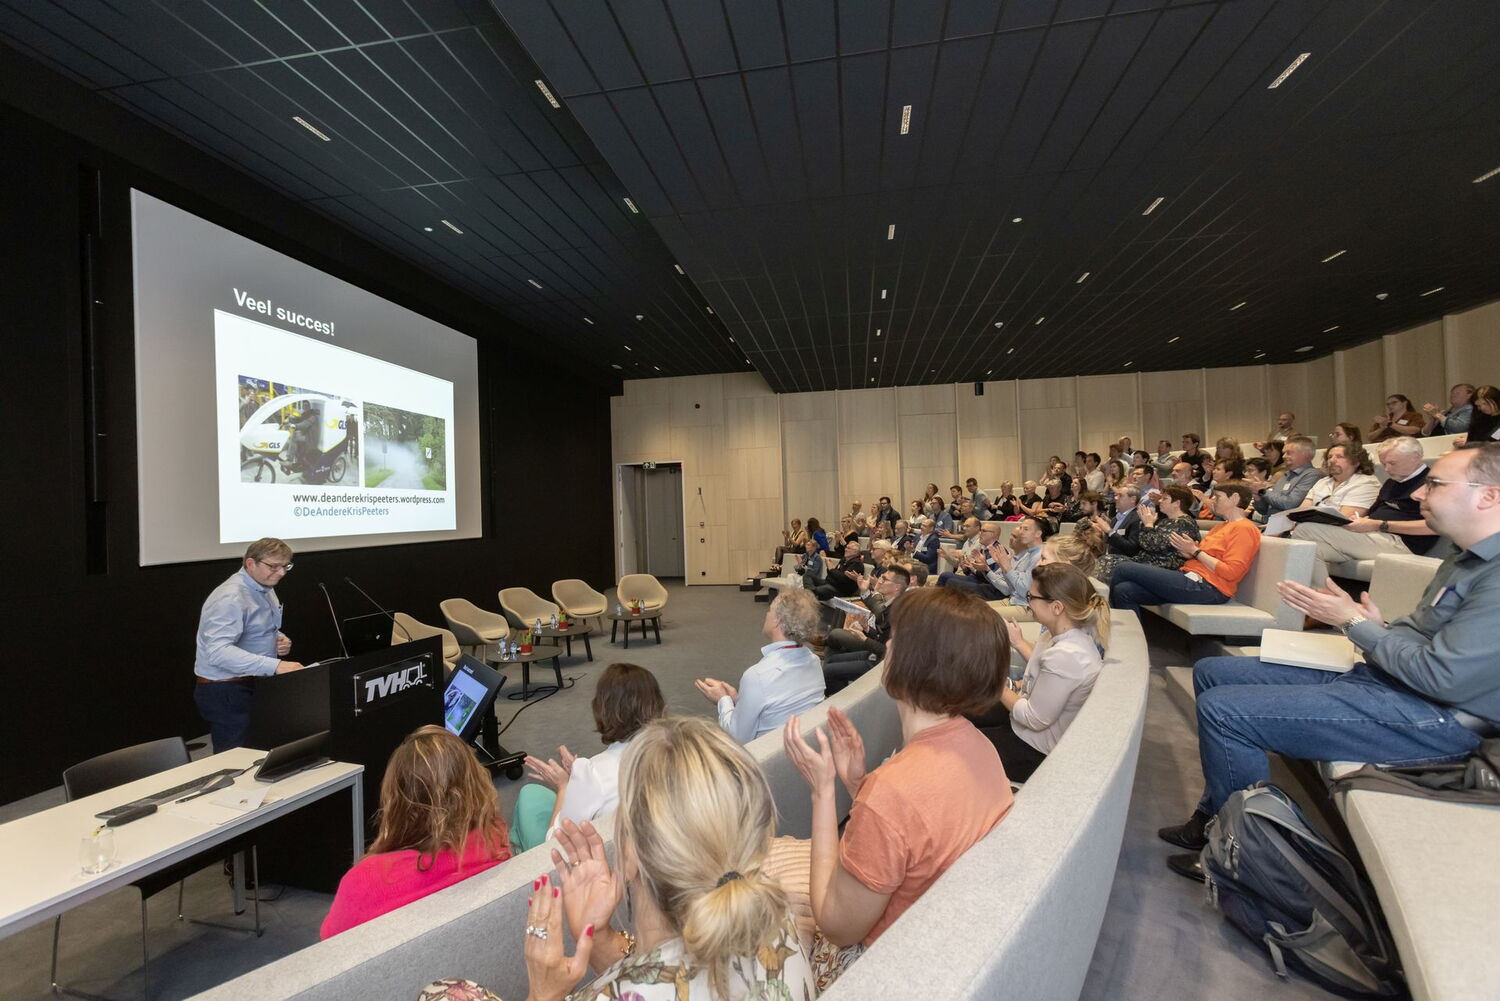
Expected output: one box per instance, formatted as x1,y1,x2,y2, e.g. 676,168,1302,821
642,464,684,577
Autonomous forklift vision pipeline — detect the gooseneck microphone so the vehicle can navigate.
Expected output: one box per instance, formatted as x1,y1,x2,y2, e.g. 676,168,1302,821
344,576,412,641
319,581,350,658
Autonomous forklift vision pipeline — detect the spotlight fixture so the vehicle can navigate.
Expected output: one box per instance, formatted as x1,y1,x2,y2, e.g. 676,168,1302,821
534,79,561,109
292,115,331,141
635,314,644,320
993,322,1004,328
422,226,433,232
1267,52,1311,89
1034,316,1045,326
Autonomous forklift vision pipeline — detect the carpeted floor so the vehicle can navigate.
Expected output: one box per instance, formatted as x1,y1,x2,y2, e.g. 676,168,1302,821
0,581,1335,1001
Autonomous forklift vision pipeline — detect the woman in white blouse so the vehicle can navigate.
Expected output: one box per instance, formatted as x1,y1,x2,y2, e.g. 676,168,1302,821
511,663,665,851
970,563,1110,782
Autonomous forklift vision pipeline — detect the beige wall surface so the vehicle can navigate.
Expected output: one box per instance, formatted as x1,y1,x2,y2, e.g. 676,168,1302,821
613,300,1498,583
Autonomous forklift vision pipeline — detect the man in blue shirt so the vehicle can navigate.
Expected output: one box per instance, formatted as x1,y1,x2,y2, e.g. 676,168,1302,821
194,538,306,751
1251,434,1323,519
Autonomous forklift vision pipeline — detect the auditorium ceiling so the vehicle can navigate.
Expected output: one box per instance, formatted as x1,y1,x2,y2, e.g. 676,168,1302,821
3,1,1499,392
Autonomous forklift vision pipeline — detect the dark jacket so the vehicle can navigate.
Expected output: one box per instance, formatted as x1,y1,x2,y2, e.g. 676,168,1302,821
1105,508,1144,556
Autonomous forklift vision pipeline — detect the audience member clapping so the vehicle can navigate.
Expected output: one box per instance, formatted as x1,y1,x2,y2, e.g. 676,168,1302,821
1250,434,1321,519
1095,485,1200,584
1422,383,1476,436
823,563,911,694
1369,393,1424,441
1088,485,1143,562
968,563,1111,782
696,590,824,743
782,587,1012,979
1464,384,1500,443
322,726,512,938
512,664,665,852
1265,442,1378,534
814,538,866,600
1109,483,1260,613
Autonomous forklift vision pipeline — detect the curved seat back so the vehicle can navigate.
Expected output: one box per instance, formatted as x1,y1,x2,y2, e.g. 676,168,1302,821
551,579,607,617
392,612,460,671
617,573,668,612
498,587,561,630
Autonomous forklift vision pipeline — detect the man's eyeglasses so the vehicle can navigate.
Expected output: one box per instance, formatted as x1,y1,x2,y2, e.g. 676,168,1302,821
1424,477,1499,491
256,559,294,572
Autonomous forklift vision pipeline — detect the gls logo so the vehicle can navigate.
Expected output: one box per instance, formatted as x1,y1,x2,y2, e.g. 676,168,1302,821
364,664,428,702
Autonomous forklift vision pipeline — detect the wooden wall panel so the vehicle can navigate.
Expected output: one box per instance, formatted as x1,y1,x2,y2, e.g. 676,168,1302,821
957,381,1021,489
1269,358,1335,446
1444,299,1500,388
724,386,782,585
899,413,958,512
1334,341,1385,432
1140,368,1205,448
1384,322,1446,410
838,388,899,511
781,389,838,528
1204,366,1269,446
1077,373,1142,456
1018,377,1078,481
837,387,898,444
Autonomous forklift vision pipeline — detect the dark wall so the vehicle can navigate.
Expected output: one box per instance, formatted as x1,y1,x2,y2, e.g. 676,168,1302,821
0,57,617,802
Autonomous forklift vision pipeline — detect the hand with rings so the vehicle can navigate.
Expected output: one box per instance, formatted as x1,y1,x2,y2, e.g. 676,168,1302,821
523,873,593,1001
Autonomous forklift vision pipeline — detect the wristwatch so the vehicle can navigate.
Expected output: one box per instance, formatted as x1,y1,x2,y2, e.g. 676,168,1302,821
1339,613,1368,636
1379,520,1389,534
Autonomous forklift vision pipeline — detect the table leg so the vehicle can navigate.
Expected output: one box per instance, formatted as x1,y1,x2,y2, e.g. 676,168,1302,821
523,662,533,696
583,633,593,661
232,851,246,914
551,655,563,689
351,777,365,862
611,619,618,642
623,620,630,648
565,635,573,657
652,616,662,644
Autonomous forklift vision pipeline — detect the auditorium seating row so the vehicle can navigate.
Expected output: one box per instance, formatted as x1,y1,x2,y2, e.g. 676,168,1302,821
1162,553,1477,1001
187,611,1151,1001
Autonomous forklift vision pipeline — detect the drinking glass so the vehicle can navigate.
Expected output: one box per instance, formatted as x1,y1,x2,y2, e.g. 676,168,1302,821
79,827,117,874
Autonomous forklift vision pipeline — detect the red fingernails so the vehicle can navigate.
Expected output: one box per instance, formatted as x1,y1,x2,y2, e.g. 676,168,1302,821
527,897,532,906
553,887,559,898
585,924,595,937
532,879,540,890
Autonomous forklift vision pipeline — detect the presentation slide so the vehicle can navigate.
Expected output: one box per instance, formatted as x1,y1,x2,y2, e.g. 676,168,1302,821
132,189,482,565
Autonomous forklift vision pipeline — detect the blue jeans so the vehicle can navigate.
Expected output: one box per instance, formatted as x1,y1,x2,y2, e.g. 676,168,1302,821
937,571,1001,600
1192,656,1481,814
193,678,256,752
1109,562,1227,612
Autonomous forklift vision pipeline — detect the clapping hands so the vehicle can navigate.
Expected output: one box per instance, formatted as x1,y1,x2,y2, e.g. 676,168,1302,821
694,677,737,703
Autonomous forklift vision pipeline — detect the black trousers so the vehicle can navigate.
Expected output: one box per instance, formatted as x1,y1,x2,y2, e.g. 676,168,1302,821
824,650,878,696
194,678,256,752
967,704,1048,783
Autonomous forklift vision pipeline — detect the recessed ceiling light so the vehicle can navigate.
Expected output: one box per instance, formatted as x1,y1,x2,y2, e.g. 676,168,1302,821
706,306,713,313
873,356,878,362
1253,352,1266,359
1321,250,1347,263
422,226,433,232
292,115,331,141
993,321,1004,329
653,366,660,371
1076,272,1090,283
1473,165,1500,184
1123,361,1133,367
1230,301,1247,311
1034,316,1045,325
870,378,875,383
582,316,594,325
611,364,621,370
880,289,887,299
440,219,463,234
1142,196,1164,216
899,105,912,135
886,224,896,240
985,369,992,376
527,278,543,289
534,79,561,109
1007,347,1014,354
1167,336,1180,344
673,264,684,275
635,314,644,320
1375,292,1389,300
1011,217,1022,223
728,336,735,342
1323,325,1340,332
1267,52,1311,89
1296,345,1314,353
623,344,632,351
623,197,640,214
1420,286,1445,296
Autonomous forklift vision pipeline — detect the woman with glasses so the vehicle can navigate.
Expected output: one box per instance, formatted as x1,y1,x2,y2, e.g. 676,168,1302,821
971,563,1110,782
1369,393,1424,442
193,537,306,752
1464,385,1500,443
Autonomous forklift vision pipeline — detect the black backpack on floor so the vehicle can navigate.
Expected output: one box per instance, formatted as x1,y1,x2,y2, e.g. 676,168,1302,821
1202,783,1405,998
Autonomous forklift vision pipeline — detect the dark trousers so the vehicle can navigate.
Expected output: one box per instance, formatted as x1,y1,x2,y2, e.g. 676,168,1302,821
967,702,1047,782
824,651,878,696
937,571,1002,601
194,678,256,752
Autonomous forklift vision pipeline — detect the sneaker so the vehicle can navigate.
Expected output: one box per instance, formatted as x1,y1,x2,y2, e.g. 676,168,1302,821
1167,852,1205,883
1157,809,1211,850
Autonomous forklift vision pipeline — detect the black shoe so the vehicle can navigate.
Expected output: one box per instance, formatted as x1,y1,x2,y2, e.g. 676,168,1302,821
1157,809,1211,850
1167,852,1206,883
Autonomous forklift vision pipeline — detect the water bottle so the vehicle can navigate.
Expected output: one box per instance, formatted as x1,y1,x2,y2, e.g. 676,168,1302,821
549,612,558,630
616,602,623,615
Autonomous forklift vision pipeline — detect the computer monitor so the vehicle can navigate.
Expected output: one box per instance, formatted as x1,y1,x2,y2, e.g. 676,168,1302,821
443,655,506,745
342,612,393,655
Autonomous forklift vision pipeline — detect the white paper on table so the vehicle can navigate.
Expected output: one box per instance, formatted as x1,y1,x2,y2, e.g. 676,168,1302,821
171,785,270,826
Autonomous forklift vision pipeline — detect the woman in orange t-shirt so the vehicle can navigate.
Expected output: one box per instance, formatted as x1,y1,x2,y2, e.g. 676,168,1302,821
1109,483,1261,613
783,587,1013,985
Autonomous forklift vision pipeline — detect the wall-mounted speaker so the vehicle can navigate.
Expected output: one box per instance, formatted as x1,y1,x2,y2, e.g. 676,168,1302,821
973,382,984,396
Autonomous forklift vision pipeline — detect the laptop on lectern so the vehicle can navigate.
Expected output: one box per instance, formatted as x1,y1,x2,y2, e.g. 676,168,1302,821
342,612,393,655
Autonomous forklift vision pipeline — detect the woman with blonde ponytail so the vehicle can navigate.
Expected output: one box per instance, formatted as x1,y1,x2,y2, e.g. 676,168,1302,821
513,716,813,1001
972,562,1109,782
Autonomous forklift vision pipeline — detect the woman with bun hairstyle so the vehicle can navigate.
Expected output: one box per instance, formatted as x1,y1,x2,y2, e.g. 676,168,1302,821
977,563,1111,782
322,726,511,938
455,716,813,1001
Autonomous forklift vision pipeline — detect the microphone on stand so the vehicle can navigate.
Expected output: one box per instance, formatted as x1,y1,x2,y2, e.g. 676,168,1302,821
319,582,350,659
344,575,412,641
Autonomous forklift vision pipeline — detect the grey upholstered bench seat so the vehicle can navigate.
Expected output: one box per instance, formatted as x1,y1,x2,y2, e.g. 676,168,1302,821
1143,536,1316,637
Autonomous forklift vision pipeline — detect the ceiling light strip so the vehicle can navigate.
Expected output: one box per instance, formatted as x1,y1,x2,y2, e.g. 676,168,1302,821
1321,250,1346,263
1142,196,1164,216
440,219,463,234
1267,52,1311,89
1473,165,1500,184
899,105,912,135
292,116,331,141
534,79,561,109
1420,287,1445,296
623,197,640,214
1230,301,1247,311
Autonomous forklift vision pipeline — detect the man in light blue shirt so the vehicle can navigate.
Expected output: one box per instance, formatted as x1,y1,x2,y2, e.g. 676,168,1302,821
981,515,1048,619
1253,434,1323,519
194,538,305,750
695,589,824,742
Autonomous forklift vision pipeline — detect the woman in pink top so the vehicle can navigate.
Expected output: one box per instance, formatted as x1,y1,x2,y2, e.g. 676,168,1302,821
321,725,512,938
783,587,1013,985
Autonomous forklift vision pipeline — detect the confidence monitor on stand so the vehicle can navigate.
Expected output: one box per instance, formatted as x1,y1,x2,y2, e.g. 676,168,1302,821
444,655,525,780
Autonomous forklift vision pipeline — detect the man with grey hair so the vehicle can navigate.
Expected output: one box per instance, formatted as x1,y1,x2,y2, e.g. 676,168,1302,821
1090,485,1144,561
695,588,825,743
1293,436,1439,583
194,537,306,751
1252,434,1323,518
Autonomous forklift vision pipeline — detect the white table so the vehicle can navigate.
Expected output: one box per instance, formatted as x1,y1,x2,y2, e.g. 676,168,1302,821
0,747,364,938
